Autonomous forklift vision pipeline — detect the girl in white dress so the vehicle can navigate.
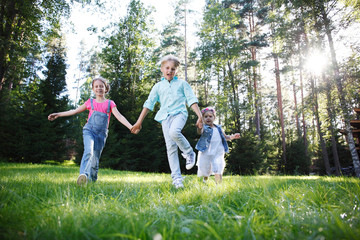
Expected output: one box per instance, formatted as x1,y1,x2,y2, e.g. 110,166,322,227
195,107,240,184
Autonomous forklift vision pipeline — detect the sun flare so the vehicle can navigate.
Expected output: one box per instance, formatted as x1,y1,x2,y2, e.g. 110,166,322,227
304,51,328,75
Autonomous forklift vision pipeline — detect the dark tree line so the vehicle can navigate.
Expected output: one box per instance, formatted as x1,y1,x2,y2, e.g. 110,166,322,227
1,0,360,177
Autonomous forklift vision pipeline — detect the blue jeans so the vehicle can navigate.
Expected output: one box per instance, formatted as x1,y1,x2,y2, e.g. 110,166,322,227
161,113,193,183
79,110,108,182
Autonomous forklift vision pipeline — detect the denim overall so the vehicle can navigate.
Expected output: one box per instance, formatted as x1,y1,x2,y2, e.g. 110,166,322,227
79,99,110,181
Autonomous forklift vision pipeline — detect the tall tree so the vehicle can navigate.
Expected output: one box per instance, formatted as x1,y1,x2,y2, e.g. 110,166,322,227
267,1,287,170
0,39,69,162
173,0,195,81
276,54,287,169
315,0,360,177
223,0,268,139
40,36,71,161
203,0,244,131
99,0,166,171
0,0,69,92
311,75,331,175
324,73,342,175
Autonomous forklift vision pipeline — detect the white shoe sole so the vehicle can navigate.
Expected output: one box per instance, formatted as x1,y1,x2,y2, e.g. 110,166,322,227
184,153,196,170
186,162,195,170
77,174,88,186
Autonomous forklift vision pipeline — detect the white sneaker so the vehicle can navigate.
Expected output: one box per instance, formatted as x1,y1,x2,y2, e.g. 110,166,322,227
182,152,196,170
173,179,184,189
77,174,88,186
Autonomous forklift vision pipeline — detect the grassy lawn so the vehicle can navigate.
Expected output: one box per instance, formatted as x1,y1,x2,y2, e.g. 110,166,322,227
0,162,359,240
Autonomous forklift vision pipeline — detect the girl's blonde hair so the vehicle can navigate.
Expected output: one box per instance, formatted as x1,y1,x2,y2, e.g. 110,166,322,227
160,55,180,68
92,77,110,93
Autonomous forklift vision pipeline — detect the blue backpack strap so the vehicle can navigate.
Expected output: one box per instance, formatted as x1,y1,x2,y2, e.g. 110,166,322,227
90,99,94,110
107,100,111,113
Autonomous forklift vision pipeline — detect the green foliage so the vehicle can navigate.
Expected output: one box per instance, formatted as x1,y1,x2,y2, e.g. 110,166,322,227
226,132,264,175
40,44,68,112
40,44,74,162
97,0,167,171
285,138,311,175
0,0,69,91
0,38,71,163
157,17,184,57
0,80,64,162
1,163,359,239
1,0,360,176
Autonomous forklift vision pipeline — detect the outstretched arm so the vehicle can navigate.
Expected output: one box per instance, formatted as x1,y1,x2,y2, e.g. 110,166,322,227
224,132,240,141
48,104,87,121
111,107,133,131
190,103,203,129
131,107,150,134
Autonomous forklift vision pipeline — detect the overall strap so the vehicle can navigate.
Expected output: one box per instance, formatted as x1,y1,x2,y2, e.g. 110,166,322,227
107,100,111,113
90,99,94,110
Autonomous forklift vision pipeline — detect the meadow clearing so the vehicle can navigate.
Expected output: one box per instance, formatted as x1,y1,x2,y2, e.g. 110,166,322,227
0,162,359,239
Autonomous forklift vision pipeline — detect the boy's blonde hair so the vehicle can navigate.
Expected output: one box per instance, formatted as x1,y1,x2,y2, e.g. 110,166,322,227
92,77,110,93
160,55,180,68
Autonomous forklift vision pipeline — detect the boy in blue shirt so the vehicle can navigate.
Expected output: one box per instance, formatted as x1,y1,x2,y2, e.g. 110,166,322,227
131,55,203,188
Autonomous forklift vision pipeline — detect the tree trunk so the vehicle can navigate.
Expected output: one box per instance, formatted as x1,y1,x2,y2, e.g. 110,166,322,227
324,74,341,175
249,6,261,139
293,83,301,135
319,1,360,177
227,60,241,131
298,6,309,158
184,4,188,82
274,53,287,169
298,43,308,157
312,76,331,175
0,0,16,91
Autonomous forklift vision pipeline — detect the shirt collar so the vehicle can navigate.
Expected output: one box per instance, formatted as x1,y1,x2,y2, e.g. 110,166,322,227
161,76,178,82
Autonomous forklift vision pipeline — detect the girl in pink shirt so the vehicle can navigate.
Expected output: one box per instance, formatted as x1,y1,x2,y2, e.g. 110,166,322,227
48,77,133,185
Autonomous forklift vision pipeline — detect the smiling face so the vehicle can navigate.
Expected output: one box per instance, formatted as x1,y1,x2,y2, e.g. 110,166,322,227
92,79,106,97
203,111,215,127
161,60,178,81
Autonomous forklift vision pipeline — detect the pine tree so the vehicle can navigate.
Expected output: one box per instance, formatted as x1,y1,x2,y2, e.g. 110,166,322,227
39,36,71,162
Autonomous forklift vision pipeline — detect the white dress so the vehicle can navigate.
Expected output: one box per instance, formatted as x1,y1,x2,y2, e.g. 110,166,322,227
197,126,226,177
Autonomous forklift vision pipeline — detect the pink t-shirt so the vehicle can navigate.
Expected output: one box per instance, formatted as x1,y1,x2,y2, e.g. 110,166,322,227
84,99,116,126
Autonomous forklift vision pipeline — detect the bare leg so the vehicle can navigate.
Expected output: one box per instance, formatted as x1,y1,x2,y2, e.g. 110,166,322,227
215,174,222,184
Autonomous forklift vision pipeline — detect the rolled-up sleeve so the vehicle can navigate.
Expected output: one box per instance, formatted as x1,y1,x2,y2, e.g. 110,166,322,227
143,84,159,111
183,81,198,107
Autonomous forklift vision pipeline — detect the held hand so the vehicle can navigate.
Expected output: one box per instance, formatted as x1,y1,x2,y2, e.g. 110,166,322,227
232,133,240,140
48,113,59,121
196,117,203,129
131,122,142,134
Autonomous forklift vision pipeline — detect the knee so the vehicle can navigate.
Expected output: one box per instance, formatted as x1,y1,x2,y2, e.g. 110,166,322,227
169,128,181,140
82,148,94,158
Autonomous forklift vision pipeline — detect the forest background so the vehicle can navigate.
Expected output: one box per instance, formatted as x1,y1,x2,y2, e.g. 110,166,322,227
1,0,360,177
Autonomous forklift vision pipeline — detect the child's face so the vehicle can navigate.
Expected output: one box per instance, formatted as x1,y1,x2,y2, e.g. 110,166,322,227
161,61,178,81
203,111,215,126
92,80,106,97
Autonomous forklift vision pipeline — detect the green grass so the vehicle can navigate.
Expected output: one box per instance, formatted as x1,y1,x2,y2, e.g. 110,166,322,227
1,163,359,240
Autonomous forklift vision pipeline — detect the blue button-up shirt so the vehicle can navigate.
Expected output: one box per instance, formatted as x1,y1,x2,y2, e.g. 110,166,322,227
143,76,198,123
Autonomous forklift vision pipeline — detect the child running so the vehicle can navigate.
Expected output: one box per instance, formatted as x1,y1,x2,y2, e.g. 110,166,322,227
196,107,240,184
131,55,203,188
48,77,133,186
